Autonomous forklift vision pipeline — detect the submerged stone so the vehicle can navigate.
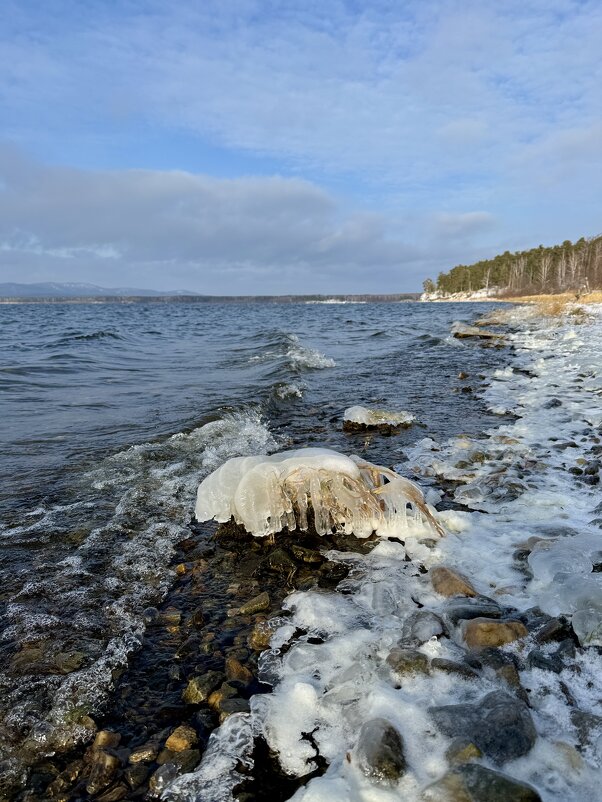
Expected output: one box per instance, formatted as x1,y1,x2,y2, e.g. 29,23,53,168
445,737,482,765
422,764,541,801
386,647,430,676
239,591,270,615
353,718,406,785
182,671,223,704
86,751,121,796
429,691,536,763
444,596,502,625
431,658,479,680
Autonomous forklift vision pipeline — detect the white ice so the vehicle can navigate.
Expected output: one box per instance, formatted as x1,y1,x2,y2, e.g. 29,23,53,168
195,448,442,538
343,405,417,427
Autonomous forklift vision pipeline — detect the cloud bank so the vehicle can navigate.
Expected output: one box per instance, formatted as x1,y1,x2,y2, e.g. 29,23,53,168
0,148,499,292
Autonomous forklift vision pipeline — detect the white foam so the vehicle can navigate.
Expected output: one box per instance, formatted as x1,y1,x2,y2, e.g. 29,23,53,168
286,334,336,370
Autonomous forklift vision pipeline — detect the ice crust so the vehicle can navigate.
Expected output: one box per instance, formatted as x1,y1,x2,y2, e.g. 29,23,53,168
195,448,442,538
343,405,417,427
170,304,602,802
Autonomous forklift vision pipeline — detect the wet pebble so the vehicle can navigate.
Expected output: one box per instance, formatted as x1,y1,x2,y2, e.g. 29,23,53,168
86,751,121,796
165,724,198,752
431,658,479,680
352,718,406,786
239,592,271,615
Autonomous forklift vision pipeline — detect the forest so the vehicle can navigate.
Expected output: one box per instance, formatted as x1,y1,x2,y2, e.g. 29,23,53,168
424,233,602,297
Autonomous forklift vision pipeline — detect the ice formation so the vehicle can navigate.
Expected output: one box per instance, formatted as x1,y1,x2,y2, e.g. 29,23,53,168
195,447,443,538
343,405,416,428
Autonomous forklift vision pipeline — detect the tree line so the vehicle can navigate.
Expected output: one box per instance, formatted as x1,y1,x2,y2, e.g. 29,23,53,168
423,233,602,296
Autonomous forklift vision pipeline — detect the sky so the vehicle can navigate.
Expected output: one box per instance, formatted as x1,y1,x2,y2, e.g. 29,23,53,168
0,0,601,294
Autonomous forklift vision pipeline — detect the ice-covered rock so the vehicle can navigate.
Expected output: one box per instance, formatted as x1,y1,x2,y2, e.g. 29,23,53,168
196,448,442,538
451,321,504,340
343,405,417,429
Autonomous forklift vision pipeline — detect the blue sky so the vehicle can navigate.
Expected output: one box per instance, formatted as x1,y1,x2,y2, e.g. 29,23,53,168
0,0,601,293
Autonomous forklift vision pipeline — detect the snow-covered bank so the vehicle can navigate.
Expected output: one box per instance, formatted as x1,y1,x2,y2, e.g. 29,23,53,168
165,304,602,802
420,288,502,302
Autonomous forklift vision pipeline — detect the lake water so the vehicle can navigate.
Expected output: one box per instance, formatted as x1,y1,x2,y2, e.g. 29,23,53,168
0,300,509,796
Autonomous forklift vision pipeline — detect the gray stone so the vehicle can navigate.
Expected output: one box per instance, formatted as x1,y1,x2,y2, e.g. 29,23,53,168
444,596,502,625
431,658,479,680
401,610,445,645
527,648,563,673
429,691,536,764
353,718,406,785
534,616,573,644
422,763,542,801
571,710,602,747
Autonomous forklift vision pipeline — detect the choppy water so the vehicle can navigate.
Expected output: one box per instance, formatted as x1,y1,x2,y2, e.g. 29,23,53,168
0,301,507,795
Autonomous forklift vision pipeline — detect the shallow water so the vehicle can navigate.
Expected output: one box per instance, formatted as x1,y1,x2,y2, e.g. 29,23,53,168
0,301,509,795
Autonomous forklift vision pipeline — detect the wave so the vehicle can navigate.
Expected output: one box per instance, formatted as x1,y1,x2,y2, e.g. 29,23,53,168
285,334,335,371
0,408,278,784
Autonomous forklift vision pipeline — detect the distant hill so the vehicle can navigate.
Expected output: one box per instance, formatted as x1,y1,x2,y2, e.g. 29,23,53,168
0,282,199,298
0,283,420,304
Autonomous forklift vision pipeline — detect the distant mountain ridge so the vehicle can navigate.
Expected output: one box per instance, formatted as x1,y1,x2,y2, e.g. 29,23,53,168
0,282,199,298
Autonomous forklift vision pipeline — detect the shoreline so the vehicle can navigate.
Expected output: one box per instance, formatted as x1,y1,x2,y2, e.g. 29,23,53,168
179,301,601,802
421,290,602,305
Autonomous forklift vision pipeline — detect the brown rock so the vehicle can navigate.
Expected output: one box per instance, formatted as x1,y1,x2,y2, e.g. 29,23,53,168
128,742,159,764
165,724,198,752
430,566,477,598
208,682,238,711
225,656,254,685
462,618,528,650
86,751,121,796
239,591,270,615
248,620,273,651
93,731,121,750
386,647,430,676
422,764,541,801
